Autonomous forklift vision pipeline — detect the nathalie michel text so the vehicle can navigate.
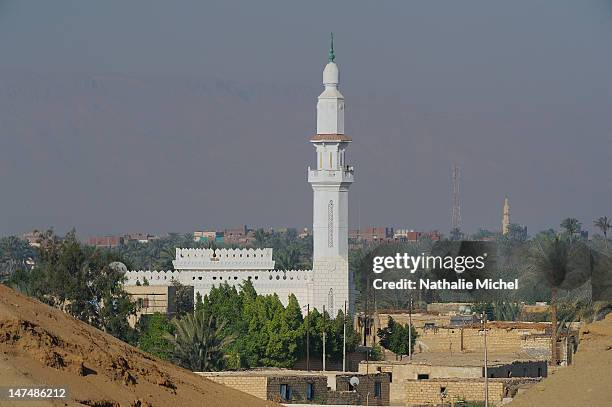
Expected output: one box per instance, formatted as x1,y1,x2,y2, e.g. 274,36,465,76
373,278,519,291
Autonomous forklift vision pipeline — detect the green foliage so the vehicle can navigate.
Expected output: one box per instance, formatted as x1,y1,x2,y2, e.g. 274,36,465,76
560,217,582,240
165,309,233,371
369,343,384,361
472,301,522,321
5,230,138,344
171,278,194,317
377,316,418,356
251,228,312,270
137,313,175,360
0,236,37,282
193,280,358,369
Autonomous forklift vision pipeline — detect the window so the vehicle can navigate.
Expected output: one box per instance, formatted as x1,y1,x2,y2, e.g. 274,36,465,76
279,384,291,401
374,381,382,398
440,386,447,397
306,383,314,401
417,374,429,380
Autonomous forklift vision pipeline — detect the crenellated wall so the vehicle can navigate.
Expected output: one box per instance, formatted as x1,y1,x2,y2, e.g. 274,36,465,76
172,248,275,270
125,268,314,311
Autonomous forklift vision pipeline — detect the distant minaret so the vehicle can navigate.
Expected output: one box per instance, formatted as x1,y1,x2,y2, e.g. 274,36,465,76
502,197,510,235
309,33,354,315
451,164,461,230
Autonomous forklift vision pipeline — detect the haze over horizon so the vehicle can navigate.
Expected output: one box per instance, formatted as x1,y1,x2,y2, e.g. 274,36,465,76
1,0,611,237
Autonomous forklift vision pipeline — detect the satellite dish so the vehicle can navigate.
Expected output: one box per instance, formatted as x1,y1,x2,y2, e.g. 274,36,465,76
349,376,360,387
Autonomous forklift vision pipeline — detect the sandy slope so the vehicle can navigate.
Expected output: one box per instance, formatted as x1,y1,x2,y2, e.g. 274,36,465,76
508,313,612,407
0,285,278,407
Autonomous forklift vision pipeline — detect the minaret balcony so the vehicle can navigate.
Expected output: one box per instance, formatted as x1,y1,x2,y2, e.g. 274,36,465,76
308,166,354,184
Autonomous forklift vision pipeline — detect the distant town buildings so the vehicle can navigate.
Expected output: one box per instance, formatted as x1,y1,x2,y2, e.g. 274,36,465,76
87,233,158,248
88,235,124,248
349,227,442,245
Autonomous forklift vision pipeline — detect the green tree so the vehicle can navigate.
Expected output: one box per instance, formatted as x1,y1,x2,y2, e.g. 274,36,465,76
560,218,581,241
171,278,194,317
377,316,417,358
165,309,233,371
529,235,592,364
275,247,301,270
594,216,611,248
138,313,175,360
10,231,138,343
0,236,37,282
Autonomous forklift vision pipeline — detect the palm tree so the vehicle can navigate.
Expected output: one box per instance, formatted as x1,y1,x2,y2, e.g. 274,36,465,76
165,310,234,371
594,216,611,248
253,229,268,248
530,236,572,365
560,218,581,241
275,247,300,270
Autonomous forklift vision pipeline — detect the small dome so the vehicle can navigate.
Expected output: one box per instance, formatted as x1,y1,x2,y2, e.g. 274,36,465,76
109,261,128,273
323,62,339,86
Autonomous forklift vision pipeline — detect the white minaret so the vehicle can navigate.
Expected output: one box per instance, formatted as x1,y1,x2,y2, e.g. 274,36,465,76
502,197,510,235
308,34,354,316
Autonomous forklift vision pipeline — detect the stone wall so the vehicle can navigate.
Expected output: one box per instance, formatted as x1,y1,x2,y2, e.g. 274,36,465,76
266,376,328,404
415,326,551,358
404,378,539,405
334,373,390,406
487,360,547,378
359,360,546,405
201,374,268,399
405,378,505,405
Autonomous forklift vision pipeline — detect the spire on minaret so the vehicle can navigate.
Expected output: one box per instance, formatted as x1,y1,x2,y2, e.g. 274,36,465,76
317,34,344,135
502,197,510,235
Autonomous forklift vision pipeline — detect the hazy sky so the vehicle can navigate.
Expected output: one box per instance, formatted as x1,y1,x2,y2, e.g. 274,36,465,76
1,0,611,237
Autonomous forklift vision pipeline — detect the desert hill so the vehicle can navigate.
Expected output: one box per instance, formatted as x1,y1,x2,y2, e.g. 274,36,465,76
509,313,612,406
0,285,278,407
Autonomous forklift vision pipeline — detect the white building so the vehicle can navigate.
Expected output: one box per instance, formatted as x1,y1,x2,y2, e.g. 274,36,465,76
125,37,355,315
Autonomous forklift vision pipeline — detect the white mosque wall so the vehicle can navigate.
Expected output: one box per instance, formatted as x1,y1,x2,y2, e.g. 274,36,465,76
124,268,314,311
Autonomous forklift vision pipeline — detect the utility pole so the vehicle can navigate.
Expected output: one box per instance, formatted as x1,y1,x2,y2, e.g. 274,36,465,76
343,300,347,372
306,304,310,371
323,305,326,372
408,296,413,360
482,312,489,407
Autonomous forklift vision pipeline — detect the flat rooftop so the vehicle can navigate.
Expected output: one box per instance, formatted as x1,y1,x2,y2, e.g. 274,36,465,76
362,352,546,367
196,368,385,377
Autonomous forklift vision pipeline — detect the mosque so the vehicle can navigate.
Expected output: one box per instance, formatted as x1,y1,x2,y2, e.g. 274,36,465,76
125,37,355,316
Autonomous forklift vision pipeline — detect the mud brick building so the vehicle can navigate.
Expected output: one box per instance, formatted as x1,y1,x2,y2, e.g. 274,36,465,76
404,377,540,406
360,356,546,406
197,370,390,405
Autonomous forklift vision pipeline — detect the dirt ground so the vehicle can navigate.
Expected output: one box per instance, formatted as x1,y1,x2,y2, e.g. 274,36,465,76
0,285,278,407
509,313,612,406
